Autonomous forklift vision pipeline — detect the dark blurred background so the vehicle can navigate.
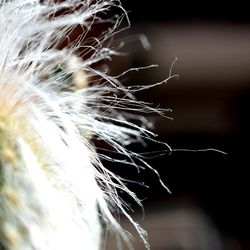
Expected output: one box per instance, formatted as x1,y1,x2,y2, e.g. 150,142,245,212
104,1,250,249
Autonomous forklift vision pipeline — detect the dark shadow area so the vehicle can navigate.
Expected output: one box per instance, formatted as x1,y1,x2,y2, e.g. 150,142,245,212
104,1,250,249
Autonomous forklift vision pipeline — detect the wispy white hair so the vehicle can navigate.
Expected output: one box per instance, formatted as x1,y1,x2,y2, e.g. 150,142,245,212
0,1,173,250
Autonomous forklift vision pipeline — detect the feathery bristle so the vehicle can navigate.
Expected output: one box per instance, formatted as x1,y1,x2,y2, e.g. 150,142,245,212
0,1,173,249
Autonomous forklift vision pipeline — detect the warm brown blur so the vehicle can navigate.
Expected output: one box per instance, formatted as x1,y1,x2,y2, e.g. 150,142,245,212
104,1,250,249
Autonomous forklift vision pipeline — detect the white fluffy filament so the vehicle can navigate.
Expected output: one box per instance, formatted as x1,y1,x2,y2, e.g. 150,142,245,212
0,1,172,249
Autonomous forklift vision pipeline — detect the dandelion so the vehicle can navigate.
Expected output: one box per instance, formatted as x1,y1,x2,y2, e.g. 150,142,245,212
0,1,174,249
